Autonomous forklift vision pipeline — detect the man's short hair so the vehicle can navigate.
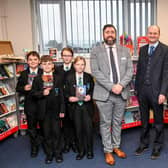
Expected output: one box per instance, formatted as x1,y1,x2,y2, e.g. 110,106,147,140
40,55,53,63
103,24,117,33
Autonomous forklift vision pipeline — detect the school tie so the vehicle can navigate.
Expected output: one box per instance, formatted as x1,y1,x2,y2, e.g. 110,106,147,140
31,72,36,75
78,76,83,106
65,66,69,71
149,46,155,56
109,47,118,84
78,77,83,86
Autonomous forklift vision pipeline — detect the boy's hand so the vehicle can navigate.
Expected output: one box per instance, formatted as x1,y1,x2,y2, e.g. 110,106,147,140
59,113,65,118
84,95,91,102
24,84,32,91
43,88,50,95
69,96,79,102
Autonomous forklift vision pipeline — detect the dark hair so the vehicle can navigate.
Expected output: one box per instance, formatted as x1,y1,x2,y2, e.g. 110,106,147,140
103,24,117,34
61,47,74,57
40,55,53,63
26,51,40,60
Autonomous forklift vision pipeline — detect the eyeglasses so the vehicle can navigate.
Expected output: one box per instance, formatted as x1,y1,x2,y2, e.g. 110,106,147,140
62,55,73,57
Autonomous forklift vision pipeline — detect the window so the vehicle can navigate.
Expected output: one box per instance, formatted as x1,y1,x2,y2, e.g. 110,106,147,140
33,0,157,55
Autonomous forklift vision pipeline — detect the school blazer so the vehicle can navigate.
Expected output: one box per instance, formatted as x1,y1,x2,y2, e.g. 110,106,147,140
16,68,43,116
31,71,65,120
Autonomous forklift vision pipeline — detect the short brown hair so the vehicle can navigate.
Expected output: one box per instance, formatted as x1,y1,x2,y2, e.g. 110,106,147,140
26,51,40,60
61,47,74,57
73,56,86,65
40,55,53,63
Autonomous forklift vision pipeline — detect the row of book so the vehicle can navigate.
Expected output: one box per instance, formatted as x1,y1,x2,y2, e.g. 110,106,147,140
0,115,17,134
16,64,27,75
0,99,16,115
0,64,14,79
0,81,13,96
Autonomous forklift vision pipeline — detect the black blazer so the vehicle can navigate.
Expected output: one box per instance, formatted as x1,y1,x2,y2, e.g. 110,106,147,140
64,72,94,117
31,70,65,120
135,42,168,97
16,67,43,116
56,64,75,81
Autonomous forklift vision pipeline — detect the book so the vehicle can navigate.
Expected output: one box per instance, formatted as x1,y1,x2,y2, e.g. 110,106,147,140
76,85,86,101
0,65,9,78
42,75,54,89
3,64,14,78
6,115,17,128
0,103,9,113
4,99,16,111
16,64,27,75
127,95,139,107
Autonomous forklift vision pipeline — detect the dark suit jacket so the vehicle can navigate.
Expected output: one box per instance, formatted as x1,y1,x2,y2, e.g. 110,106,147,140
31,71,65,120
16,67,43,116
135,42,168,98
64,72,94,117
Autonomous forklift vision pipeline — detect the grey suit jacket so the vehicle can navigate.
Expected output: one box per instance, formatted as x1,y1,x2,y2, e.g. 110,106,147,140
90,43,133,101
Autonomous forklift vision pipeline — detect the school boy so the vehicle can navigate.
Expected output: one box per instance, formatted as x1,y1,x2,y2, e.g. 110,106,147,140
31,55,65,164
16,51,43,157
56,47,77,153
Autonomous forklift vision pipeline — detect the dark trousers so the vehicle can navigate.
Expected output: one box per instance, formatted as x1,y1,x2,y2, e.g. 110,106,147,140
42,115,62,157
73,105,93,153
138,85,164,149
62,104,76,146
26,115,43,147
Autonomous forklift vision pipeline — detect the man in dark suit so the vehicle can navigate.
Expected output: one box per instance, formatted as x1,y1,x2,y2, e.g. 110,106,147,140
135,25,168,159
56,47,77,153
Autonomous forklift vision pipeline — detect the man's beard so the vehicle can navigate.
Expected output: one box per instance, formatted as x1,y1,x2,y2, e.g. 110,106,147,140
104,37,116,45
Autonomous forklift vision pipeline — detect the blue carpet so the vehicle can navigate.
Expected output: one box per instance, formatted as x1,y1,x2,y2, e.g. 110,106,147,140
0,127,168,168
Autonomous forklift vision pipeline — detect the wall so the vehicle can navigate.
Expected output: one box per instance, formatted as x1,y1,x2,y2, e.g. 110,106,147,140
157,0,168,44
0,0,33,56
0,0,168,57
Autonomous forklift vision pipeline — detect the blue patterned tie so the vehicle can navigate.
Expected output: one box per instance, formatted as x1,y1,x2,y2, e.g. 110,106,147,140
149,46,155,56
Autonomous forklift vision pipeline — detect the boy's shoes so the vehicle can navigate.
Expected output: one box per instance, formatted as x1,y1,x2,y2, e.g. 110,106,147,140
31,146,39,158
55,154,63,163
71,143,77,153
87,152,94,159
76,152,85,160
151,148,161,160
45,155,53,164
63,145,70,153
135,145,149,156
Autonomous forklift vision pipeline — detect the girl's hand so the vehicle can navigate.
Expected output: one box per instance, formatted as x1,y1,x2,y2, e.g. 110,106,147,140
84,95,91,101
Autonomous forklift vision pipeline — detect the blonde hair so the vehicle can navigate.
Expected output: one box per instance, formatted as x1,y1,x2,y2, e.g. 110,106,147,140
73,56,86,65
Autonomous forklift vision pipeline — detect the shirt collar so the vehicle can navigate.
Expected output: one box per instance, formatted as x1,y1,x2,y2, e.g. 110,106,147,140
149,41,159,48
43,71,53,75
104,43,116,49
29,68,38,74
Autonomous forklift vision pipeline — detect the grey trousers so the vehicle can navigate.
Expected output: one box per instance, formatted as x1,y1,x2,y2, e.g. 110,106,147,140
96,94,126,153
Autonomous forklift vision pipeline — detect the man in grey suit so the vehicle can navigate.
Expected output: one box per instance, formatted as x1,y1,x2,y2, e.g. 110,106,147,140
90,24,133,166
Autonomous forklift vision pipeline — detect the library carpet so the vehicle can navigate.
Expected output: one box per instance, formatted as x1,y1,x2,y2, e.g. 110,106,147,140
0,126,168,168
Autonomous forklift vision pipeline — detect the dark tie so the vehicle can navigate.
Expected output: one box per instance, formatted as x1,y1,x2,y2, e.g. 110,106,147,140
109,47,118,84
149,46,155,56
